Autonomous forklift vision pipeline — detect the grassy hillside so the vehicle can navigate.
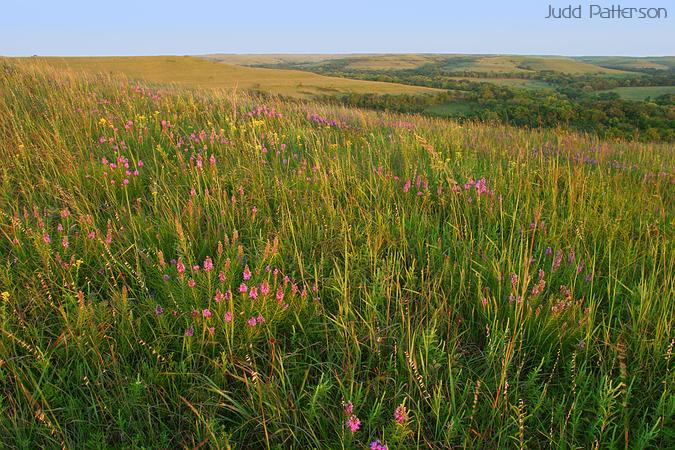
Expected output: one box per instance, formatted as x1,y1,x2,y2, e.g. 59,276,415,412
600,85,675,101
578,56,675,71
18,56,441,99
0,60,673,448
207,53,637,75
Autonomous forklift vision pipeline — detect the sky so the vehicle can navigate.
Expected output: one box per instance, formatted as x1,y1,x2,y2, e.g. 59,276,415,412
1,0,673,56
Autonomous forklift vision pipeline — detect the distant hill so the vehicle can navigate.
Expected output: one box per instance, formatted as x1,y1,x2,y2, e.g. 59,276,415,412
205,53,653,75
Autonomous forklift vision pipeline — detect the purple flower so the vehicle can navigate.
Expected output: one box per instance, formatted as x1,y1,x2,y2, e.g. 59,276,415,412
185,326,194,337
155,304,164,315
370,440,387,450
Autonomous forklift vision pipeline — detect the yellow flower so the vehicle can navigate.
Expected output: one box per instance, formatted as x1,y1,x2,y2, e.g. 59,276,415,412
18,144,25,150
75,259,84,268
1,291,9,302
98,118,108,126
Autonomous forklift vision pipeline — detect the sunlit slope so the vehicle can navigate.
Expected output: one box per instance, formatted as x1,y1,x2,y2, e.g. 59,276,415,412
22,56,441,98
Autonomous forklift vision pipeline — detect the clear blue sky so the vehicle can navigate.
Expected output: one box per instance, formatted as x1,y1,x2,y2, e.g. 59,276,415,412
1,0,673,56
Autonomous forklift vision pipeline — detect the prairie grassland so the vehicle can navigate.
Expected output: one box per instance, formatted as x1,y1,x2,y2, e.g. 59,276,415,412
600,85,675,101
18,56,441,99
0,60,673,449
448,56,630,75
205,53,637,75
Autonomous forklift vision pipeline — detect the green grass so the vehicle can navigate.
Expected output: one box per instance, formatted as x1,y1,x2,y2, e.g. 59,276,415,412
599,85,675,101
578,56,675,71
424,101,478,116
0,59,673,449
17,56,441,99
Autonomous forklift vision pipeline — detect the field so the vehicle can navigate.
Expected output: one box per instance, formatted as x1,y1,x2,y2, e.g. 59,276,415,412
206,54,636,75
19,56,441,99
578,56,675,71
599,85,675,101
0,60,673,448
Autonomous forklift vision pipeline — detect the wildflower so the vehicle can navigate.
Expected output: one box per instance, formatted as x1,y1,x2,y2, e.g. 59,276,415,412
256,314,265,324
218,271,226,283
176,258,186,275
202,309,212,319
276,287,285,303
208,326,215,336
249,287,258,299
224,311,232,322
576,261,584,274
187,278,196,288
394,404,407,425
343,400,353,416
192,265,200,272
1,292,9,302
122,178,129,185
43,234,51,244
88,231,96,239
185,326,194,337
347,415,361,433
203,256,214,272
214,289,225,303
552,250,563,272
370,440,387,450
155,304,164,315
163,274,170,282
510,273,518,288
545,247,553,256
260,281,270,296
61,236,69,248
481,297,488,306
243,265,251,280
568,250,576,264
403,179,411,193
239,282,248,293
247,316,257,327
137,160,144,167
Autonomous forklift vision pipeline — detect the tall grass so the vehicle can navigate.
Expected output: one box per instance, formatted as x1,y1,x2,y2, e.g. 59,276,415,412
0,60,672,448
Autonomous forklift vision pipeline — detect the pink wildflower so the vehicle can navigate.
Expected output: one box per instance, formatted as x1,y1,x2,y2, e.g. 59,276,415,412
347,415,361,433
243,265,251,280
203,256,214,272
260,281,270,296
224,311,232,322
394,404,407,425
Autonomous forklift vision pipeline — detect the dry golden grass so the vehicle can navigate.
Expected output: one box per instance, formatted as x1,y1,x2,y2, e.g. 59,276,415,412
16,55,441,98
